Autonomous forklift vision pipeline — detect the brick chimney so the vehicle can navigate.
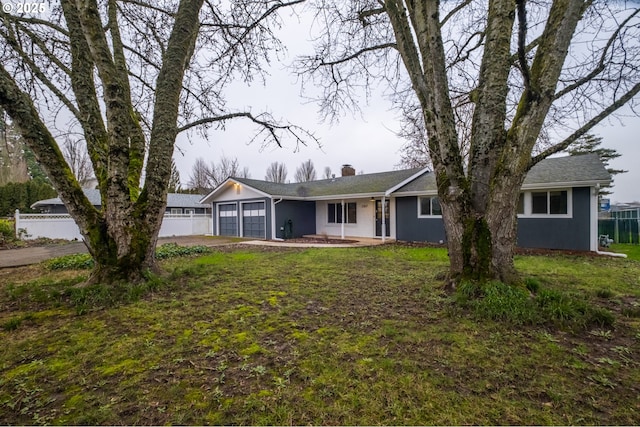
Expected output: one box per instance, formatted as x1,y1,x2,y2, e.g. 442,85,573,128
341,164,355,176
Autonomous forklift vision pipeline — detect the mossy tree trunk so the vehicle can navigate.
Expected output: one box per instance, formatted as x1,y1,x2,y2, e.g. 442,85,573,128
0,0,204,284
385,0,595,285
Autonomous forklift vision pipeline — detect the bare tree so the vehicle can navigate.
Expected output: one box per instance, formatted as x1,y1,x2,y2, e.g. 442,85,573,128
62,138,95,188
265,161,288,183
323,166,332,179
296,1,640,285
207,156,250,188
187,157,211,195
294,159,317,182
0,0,309,284
188,156,250,194
168,159,182,193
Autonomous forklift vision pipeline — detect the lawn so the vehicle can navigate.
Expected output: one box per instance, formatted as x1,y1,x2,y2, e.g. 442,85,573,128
610,243,640,261
1,244,640,425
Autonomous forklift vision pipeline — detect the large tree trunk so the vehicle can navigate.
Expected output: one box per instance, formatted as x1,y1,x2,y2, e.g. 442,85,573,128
0,0,204,285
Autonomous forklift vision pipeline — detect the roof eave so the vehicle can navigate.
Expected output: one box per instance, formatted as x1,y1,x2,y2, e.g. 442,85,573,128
199,178,273,204
385,167,431,196
521,179,611,191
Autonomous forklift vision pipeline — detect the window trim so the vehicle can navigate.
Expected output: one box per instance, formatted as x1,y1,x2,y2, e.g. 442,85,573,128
517,189,572,218
417,196,443,218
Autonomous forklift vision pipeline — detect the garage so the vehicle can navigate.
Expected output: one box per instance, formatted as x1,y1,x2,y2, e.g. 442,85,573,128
242,201,266,238
218,203,238,236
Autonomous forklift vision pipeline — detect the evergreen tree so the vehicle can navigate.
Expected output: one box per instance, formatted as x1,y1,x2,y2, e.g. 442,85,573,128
567,134,626,196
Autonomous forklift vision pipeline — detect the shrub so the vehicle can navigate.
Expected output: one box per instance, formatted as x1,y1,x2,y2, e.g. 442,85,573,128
455,280,615,330
46,253,94,270
45,244,211,270
0,219,16,245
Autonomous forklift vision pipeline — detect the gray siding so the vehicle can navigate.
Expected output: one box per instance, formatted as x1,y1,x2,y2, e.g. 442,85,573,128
396,187,593,251
275,200,316,238
517,187,591,250
395,197,447,242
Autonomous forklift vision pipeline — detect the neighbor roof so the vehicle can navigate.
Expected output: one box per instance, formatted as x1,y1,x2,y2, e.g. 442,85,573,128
31,189,208,209
394,154,611,194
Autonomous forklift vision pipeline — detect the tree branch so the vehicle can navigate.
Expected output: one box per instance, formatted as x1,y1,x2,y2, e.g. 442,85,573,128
554,8,640,100
516,0,532,94
441,0,473,27
315,43,397,69
0,64,98,230
211,0,306,62
0,21,80,120
177,111,318,149
531,81,640,166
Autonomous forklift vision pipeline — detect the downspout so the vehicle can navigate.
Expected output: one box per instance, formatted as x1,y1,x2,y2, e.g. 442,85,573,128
591,184,626,258
272,198,284,241
341,199,345,239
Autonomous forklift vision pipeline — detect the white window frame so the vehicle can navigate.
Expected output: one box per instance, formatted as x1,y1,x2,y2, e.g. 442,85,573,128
517,189,572,218
185,208,195,215
417,196,442,218
170,208,182,215
327,202,357,224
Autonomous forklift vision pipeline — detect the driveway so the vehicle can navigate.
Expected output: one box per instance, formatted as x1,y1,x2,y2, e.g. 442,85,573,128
0,236,239,269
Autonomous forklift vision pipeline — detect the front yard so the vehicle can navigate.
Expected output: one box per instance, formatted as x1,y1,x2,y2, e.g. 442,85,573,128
1,244,640,424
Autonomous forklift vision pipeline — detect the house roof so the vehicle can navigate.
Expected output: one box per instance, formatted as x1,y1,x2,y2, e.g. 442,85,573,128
394,154,611,194
200,168,428,203
31,189,208,209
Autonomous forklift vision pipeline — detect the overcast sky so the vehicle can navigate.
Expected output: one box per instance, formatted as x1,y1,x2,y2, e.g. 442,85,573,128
172,10,640,205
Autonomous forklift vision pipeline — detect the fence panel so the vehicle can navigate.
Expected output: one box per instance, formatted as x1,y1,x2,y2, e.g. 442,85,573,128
15,211,82,240
598,219,640,244
159,214,211,237
16,210,212,241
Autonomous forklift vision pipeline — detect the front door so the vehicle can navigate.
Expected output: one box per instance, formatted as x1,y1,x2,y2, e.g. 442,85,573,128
375,199,390,237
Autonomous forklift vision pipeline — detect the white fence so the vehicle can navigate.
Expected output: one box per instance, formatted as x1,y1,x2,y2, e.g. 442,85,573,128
14,210,212,240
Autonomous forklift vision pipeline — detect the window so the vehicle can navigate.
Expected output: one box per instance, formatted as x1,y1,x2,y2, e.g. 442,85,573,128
549,191,567,214
185,208,195,215
170,208,182,215
328,203,357,224
531,191,567,215
525,190,569,216
531,192,547,214
419,197,442,216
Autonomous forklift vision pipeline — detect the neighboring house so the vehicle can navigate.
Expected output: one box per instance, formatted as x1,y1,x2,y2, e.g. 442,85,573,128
31,189,210,215
200,154,610,252
609,202,640,220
